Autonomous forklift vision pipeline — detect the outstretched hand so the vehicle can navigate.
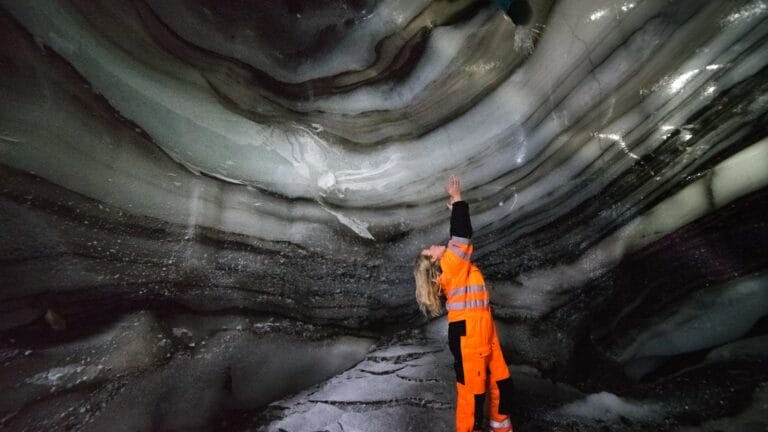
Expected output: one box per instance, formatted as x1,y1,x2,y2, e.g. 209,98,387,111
446,175,461,209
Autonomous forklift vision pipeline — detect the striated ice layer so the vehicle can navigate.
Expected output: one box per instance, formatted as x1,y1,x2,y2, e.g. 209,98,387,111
5,0,764,206
490,137,768,319
619,272,768,380
1,0,767,430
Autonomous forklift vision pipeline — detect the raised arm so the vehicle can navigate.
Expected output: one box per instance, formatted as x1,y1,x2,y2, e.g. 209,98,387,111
441,176,473,276
450,201,472,239
447,175,473,239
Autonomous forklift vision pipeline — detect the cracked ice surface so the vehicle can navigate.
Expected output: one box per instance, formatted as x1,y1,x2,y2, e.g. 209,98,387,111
259,319,454,432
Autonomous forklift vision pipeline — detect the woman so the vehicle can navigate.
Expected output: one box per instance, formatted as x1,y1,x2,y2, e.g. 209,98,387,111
414,175,514,432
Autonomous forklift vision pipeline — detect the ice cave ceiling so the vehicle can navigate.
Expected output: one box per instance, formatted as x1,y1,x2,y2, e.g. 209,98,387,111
0,0,767,431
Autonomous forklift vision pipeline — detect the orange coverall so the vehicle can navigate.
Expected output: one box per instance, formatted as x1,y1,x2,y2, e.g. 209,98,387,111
439,201,513,432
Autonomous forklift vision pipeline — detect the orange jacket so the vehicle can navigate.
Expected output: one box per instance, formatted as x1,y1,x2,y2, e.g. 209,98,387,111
439,236,491,323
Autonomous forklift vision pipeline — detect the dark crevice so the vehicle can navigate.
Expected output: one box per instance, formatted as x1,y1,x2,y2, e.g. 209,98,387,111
506,0,533,26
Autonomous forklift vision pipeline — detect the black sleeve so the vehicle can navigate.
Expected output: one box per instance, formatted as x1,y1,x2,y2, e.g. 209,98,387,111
450,201,473,238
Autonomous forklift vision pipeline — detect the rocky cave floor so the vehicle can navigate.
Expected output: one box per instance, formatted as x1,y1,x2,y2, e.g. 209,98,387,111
216,320,768,432
1,309,766,432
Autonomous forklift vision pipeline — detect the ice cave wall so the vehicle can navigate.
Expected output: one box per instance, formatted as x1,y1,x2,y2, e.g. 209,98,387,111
0,0,767,429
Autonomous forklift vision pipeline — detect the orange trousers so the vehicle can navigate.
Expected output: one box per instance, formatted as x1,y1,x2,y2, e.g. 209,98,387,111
448,313,513,432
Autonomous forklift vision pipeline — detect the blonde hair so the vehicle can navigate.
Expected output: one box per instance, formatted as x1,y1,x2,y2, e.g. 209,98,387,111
413,254,443,317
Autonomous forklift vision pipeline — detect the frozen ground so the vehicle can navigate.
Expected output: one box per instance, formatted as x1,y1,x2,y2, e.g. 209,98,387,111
249,319,457,432
233,319,737,432
0,311,375,431
1,311,766,431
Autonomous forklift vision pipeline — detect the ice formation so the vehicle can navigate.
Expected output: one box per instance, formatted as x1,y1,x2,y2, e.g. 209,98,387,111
1,0,767,430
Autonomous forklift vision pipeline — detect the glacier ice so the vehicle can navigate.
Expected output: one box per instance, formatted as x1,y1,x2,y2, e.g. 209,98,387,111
1,0,767,430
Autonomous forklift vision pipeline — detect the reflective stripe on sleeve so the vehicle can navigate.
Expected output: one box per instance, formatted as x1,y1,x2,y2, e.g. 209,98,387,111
445,299,490,310
447,284,487,300
450,236,471,245
448,244,471,261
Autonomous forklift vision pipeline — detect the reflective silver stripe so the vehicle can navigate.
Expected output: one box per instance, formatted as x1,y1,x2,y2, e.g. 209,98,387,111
450,236,471,245
446,299,490,310
448,244,471,261
447,284,486,300
490,418,511,429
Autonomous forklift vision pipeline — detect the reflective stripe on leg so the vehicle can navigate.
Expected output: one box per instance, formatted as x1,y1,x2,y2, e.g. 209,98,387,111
490,417,512,432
